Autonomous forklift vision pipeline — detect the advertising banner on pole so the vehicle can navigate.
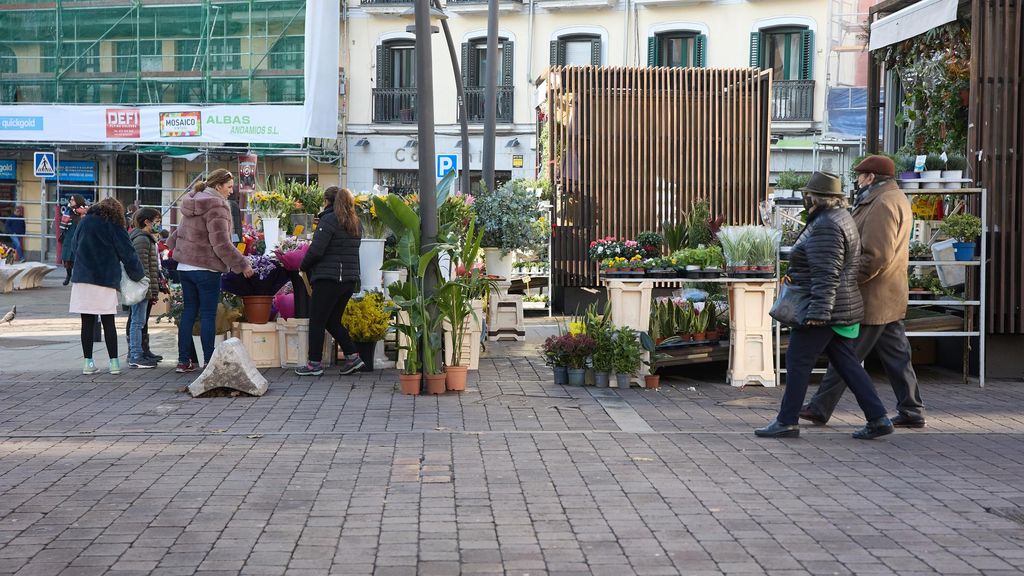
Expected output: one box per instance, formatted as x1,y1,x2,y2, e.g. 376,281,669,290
238,153,258,195
0,105,308,144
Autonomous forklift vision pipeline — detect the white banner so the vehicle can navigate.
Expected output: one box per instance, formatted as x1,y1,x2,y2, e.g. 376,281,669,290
0,105,307,144
304,1,340,139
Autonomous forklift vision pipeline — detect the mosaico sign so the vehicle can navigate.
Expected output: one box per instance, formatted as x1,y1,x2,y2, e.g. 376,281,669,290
0,105,307,144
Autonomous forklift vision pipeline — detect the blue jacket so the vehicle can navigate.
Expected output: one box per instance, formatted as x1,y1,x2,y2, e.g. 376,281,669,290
70,214,145,289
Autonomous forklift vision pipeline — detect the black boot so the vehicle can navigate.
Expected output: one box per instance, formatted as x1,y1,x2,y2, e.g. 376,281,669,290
63,269,71,286
852,416,895,440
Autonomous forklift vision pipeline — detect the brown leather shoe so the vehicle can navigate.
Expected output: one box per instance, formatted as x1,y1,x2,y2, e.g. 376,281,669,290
799,405,829,425
892,414,926,428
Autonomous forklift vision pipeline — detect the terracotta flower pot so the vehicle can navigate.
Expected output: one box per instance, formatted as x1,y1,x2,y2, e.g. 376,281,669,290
644,375,661,389
445,365,469,392
242,295,274,324
704,331,718,342
399,373,421,395
425,373,447,395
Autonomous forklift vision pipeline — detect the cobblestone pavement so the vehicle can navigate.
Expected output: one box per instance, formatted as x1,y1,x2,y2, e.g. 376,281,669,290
2,278,1024,575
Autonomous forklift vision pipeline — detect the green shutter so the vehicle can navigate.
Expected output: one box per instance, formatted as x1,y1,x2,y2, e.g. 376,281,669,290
501,41,514,86
799,30,814,80
647,36,658,67
461,41,471,86
550,40,559,66
376,44,392,88
695,34,707,67
749,32,761,68
590,38,601,66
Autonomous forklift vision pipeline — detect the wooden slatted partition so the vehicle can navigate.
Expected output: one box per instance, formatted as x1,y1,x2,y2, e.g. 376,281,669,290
546,66,772,289
969,0,1023,334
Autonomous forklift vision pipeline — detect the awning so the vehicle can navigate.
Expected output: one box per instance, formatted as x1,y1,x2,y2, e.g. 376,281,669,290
135,146,203,160
869,0,959,51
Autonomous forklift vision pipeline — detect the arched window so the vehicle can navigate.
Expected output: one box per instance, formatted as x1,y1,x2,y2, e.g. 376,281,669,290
550,34,601,66
750,26,813,81
648,31,706,68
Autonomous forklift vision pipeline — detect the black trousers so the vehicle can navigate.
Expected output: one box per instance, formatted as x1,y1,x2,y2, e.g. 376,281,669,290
307,279,357,363
778,326,887,426
806,321,925,419
81,314,117,360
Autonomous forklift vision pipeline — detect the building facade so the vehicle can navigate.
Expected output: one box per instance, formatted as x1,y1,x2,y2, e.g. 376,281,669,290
0,1,341,261
342,0,830,195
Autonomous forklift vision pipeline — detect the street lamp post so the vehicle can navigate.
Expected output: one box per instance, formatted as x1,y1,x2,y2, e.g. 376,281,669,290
482,0,499,193
413,0,439,371
431,0,471,197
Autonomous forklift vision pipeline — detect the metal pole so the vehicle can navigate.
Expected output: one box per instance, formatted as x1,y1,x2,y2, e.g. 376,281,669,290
432,0,470,196
414,0,440,374
482,0,499,192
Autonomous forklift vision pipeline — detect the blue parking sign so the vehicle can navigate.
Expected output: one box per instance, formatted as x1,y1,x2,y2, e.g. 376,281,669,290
436,154,458,179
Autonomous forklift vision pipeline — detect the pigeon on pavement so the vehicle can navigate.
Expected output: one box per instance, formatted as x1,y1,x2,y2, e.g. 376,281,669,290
1,306,15,325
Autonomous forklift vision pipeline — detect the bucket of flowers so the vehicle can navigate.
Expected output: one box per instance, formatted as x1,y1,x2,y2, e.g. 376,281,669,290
221,254,290,324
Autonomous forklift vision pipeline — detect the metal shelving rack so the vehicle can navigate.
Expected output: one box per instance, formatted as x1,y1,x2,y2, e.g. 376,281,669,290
771,188,987,387
903,188,986,387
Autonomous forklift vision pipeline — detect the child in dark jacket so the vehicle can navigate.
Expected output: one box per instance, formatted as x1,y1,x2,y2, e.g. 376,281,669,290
128,208,163,368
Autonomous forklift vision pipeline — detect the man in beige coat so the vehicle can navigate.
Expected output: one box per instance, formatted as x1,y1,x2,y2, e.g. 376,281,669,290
801,155,926,427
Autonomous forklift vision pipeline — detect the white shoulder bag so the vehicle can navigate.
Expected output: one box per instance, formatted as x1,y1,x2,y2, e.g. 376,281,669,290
119,263,150,306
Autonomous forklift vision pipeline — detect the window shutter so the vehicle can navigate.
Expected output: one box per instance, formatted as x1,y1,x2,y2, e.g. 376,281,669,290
501,41,514,86
461,41,471,86
647,36,658,67
590,38,601,66
376,44,391,88
695,34,707,67
799,30,814,80
749,32,761,68
550,40,559,66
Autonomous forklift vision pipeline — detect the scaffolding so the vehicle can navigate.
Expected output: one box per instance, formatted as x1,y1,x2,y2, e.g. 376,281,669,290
0,0,307,105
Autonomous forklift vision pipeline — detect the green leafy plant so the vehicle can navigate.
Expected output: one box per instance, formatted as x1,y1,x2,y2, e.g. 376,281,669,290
685,200,713,248
776,170,809,191
909,241,932,259
474,179,544,254
945,155,967,171
590,323,616,373
897,155,917,173
636,231,664,257
925,153,946,171
662,220,688,252
940,213,981,243
612,327,643,375
435,219,494,368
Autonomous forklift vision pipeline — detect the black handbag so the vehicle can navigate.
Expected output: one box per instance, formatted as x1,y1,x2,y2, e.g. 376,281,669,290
769,277,811,326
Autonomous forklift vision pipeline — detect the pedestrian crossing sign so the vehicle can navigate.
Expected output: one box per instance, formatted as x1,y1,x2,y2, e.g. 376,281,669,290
33,152,55,178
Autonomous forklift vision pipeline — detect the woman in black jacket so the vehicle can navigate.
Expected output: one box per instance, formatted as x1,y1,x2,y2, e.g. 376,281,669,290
296,187,364,376
756,172,893,440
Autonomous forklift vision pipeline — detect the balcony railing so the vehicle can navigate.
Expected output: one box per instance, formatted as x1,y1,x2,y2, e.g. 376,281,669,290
374,87,417,124
772,80,814,122
463,86,514,124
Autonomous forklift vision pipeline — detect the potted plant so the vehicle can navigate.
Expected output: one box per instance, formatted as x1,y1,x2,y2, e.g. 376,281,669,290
590,323,615,387
662,220,688,252
717,226,753,274
563,333,596,386
612,327,642,388
353,192,391,292
638,332,665,389
475,180,544,278
940,213,981,260
921,154,945,189
909,240,932,261
647,257,674,279
897,155,919,188
749,227,780,276
220,254,290,324
908,274,933,300
341,291,390,372
943,155,967,188
775,170,808,200
699,246,725,278
435,220,494,391
278,180,324,235
636,231,664,258
542,334,569,385
249,190,292,254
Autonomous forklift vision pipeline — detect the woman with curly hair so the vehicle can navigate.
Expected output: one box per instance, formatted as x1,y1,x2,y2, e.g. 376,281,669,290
68,197,146,375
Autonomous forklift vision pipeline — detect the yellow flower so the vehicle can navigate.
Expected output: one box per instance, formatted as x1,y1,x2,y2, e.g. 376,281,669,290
568,321,586,336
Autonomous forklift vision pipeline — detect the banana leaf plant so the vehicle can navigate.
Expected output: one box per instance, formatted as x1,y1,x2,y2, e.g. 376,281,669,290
373,194,452,376
434,219,496,368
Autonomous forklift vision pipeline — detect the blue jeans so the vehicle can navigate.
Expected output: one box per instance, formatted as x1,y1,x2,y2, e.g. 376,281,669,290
178,270,221,365
128,299,149,361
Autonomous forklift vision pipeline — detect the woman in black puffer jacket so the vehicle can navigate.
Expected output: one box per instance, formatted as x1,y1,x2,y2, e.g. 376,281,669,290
296,187,363,376
756,172,893,440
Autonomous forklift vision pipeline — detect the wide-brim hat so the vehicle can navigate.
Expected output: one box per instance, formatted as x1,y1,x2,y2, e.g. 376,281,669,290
853,154,896,177
801,171,844,196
